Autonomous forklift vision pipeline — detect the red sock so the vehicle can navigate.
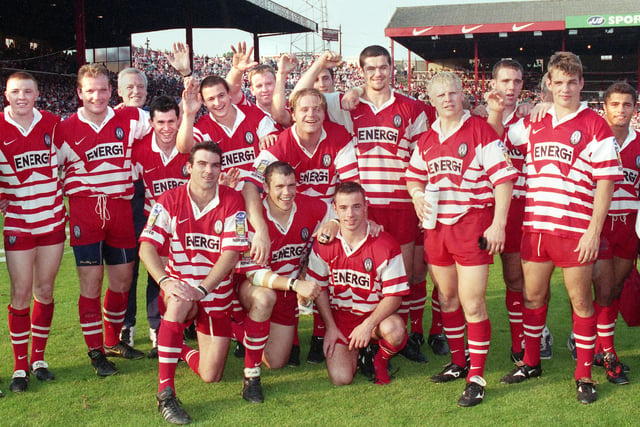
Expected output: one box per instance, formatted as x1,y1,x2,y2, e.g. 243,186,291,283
441,307,466,367
243,317,270,374
374,334,408,385
409,279,427,335
429,287,443,335
231,319,245,342
79,295,103,351
158,319,186,393
181,344,200,375
595,300,618,355
522,305,546,367
8,305,30,372
30,300,54,363
312,309,326,338
103,289,128,347
398,295,410,326
506,289,524,352
467,319,491,379
573,311,596,381
292,318,300,346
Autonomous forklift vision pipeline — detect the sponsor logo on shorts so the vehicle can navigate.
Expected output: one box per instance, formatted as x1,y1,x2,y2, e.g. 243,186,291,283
115,127,125,140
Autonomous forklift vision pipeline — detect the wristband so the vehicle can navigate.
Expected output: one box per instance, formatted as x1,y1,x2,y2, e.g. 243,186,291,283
267,273,278,289
291,279,298,292
158,276,171,286
287,277,295,291
197,285,208,297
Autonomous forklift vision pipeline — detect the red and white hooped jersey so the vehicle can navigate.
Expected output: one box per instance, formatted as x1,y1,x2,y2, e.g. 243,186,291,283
609,128,640,215
246,121,358,204
307,230,409,316
325,90,427,208
497,108,527,198
132,132,189,216
0,108,66,236
238,92,287,132
55,106,151,199
193,104,278,182
507,103,623,238
406,112,517,225
139,183,249,313
238,194,329,278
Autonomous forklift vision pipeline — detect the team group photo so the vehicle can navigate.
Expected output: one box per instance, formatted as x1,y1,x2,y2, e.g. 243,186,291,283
1,0,640,425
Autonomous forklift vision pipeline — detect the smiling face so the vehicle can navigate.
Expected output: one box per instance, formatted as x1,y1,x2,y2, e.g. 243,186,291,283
151,109,179,147
186,147,222,192
604,92,635,130
333,190,367,235
77,74,111,123
292,93,325,137
265,171,297,213
360,55,391,93
5,77,38,118
118,72,147,107
202,83,233,122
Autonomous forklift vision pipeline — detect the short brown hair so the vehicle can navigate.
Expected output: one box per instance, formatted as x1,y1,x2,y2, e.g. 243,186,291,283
548,51,583,80
7,71,38,90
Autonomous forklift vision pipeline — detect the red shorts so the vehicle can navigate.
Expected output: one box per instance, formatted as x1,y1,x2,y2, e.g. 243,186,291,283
4,228,66,251
368,206,419,246
504,197,525,254
599,213,639,260
520,232,591,267
424,208,493,267
69,197,135,248
270,290,299,326
333,309,371,345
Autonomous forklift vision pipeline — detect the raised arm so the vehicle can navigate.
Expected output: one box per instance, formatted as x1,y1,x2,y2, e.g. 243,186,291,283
176,77,201,153
226,42,258,104
271,53,298,128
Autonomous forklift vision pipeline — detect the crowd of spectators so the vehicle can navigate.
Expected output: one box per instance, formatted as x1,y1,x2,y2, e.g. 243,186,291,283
2,44,639,128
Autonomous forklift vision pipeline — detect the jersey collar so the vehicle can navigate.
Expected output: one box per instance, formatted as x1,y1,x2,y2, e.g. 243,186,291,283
291,123,327,157
3,107,42,135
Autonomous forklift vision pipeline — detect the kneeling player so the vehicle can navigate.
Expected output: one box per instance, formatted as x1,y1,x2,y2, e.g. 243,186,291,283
237,161,329,402
307,182,409,385
139,142,248,425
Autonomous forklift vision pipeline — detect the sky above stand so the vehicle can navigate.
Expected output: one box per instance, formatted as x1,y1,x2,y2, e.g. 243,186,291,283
132,0,531,60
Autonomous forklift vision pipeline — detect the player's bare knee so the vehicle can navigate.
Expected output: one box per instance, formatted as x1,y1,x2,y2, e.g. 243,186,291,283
328,370,354,386
200,370,223,383
378,315,406,344
250,290,277,318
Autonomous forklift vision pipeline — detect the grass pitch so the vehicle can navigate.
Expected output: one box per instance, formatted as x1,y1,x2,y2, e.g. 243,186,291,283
0,239,639,426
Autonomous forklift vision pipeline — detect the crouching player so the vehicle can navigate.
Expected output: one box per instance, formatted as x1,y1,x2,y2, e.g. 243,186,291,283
307,182,409,385
139,141,248,425
237,161,330,402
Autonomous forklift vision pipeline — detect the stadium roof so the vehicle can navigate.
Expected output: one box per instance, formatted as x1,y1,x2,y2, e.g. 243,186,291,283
0,0,316,51
385,0,640,64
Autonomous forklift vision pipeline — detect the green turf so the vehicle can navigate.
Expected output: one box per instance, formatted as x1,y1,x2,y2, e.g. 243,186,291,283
0,239,639,426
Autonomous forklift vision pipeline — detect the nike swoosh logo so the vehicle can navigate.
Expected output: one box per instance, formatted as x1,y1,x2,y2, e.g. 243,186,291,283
532,128,544,135
412,27,433,36
35,349,44,353
3,139,17,145
353,114,365,120
75,136,86,145
461,25,483,34
160,378,170,384
512,23,534,32
178,218,189,224
144,167,157,174
18,355,27,360
583,362,591,367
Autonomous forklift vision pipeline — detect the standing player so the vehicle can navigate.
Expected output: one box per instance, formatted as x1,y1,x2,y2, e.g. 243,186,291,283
307,182,409,386
485,60,553,362
590,81,639,384
237,161,328,402
406,71,516,407
139,141,248,424
499,52,622,404
1,72,65,393
176,76,277,187
131,95,190,358
55,63,149,377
